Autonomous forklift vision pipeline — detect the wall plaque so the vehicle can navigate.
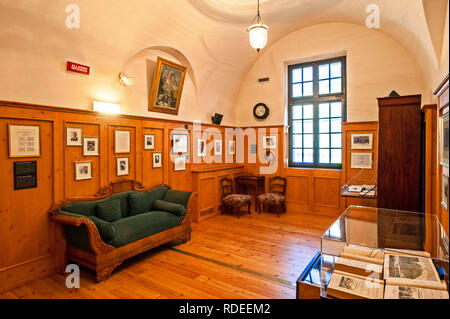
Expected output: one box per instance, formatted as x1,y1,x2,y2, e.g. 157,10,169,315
14,161,37,190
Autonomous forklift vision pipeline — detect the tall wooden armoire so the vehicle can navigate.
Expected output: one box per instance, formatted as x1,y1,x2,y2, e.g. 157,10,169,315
377,94,424,213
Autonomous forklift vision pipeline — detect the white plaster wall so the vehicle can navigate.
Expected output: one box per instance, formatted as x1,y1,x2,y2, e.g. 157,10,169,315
234,23,427,126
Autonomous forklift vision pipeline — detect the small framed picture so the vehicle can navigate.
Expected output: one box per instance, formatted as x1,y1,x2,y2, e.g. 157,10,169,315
214,139,222,156
66,127,83,146
351,152,373,169
8,124,41,158
441,174,449,209
83,137,99,156
197,139,206,157
115,130,131,154
116,157,129,176
174,157,186,171
351,133,373,150
172,133,189,154
153,152,162,168
74,161,92,181
440,113,449,167
263,136,277,149
144,134,155,150
229,140,235,155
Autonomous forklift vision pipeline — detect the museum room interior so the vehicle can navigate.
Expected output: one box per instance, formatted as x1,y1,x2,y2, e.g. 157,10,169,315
0,0,449,301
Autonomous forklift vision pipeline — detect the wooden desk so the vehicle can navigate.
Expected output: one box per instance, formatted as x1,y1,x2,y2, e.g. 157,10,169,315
235,175,265,210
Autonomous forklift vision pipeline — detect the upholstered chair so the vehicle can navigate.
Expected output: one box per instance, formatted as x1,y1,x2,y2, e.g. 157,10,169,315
220,177,252,219
257,176,287,217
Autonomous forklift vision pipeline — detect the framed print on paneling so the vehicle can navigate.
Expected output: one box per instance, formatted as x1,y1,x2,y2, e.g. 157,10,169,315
153,152,162,168
351,133,373,150
440,113,449,167
144,134,155,150
351,152,373,169
115,130,131,154
174,157,186,171
117,157,129,176
8,124,41,158
66,127,83,146
83,137,99,156
74,161,92,181
172,133,189,154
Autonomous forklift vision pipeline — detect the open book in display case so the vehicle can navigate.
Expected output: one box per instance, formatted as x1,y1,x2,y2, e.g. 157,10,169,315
321,206,449,299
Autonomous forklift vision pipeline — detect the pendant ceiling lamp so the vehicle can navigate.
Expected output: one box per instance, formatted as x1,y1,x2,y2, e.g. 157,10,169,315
247,0,269,53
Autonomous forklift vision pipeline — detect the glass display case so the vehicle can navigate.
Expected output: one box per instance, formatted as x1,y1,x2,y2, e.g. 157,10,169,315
341,168,377,198
321,206,449,298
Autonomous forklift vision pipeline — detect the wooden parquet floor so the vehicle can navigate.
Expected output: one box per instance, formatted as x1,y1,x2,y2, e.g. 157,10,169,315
0,211,335,299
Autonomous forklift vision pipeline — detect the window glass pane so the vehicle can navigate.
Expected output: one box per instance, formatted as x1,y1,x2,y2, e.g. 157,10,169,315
303,104,313,119
304,149,314,163
319,149,330,164
319,103,330,118
292,68,302,83
331,134,342,148
303,120,313,133
319,119,330,133
293,149,302,163
330,62,341,78
330,78,342,93
304,134,313,148
319,80,330,94
303,82,313,96
292,120,302,133
331,149,342,164
319,64,329,79
330,118,341,132
303,66,313,82
292,105,302,119
293,135,302,148
330,102,342,117
320,134,330,148
292,84,302,97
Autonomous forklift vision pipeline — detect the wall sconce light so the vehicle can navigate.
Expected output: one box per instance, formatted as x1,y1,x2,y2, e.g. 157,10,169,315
93,101,121,114
119,72,134,87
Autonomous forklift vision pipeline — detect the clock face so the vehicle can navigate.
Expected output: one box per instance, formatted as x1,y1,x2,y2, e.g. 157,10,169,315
253,103,269,119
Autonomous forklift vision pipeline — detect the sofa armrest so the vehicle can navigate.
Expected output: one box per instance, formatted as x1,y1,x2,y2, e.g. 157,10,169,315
49,211,115,255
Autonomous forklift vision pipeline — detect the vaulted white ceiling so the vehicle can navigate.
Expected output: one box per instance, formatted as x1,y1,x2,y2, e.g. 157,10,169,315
0,0,447,123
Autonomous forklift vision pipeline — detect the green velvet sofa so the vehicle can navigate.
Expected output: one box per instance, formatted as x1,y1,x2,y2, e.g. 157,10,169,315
49,180,194,282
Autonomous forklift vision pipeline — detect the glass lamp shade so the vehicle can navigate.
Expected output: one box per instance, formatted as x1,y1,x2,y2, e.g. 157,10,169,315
248,23,269,52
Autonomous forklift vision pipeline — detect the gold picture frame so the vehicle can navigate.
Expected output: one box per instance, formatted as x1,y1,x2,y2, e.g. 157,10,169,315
148,56,187,115
8,124,41,158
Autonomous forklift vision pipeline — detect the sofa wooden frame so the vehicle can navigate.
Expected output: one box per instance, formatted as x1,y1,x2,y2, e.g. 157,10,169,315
49,180,195,282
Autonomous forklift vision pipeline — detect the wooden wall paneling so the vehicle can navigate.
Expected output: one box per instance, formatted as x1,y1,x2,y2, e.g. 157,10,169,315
342,122,378,208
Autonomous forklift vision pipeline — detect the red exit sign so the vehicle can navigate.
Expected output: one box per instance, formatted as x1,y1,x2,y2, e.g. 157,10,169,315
66,61,90,75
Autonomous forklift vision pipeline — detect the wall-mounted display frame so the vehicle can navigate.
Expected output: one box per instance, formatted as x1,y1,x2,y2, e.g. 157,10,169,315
83,137,99,156
8,124,41,158
351,133,373,150
115,130,131,154
13,161,37,190
351,152,372,169
174,156,186,171
440,112,449,167
66,127,83,146
214,139,222,156
229,140,235,155
116,157,129,176
172,133,189,154
442,173,449,210
263,135,277,149
153,152,162,168
144,134,155,150
74,161,92,181
197,139,206,157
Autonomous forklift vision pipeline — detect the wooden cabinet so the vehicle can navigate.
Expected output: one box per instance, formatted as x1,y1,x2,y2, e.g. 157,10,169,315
377,95,424,212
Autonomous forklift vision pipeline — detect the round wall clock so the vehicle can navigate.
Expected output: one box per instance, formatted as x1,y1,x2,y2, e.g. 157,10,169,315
253,103,269,120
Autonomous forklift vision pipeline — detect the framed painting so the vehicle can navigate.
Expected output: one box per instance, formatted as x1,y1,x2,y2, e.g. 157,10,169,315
148,56,187,115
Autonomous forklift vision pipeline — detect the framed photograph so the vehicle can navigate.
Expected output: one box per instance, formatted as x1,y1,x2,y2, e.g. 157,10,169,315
116,157,129,176
8,124,41,158
172,133,188,154
263,136,277,149
214,139,222,156
351,152,373,169
148,56,187,115
197,139,206,157
66,127,83,146
83,137,99,156
153,152,162,168
442,174,449,209
351,133,373,150
144,134,155,150
174,156,186,171
74,161,92,181
440,113,449,167
115,130,130,154
229,140,235,155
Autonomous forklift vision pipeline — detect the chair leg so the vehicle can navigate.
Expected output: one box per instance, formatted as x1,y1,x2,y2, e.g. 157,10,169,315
235,206,240,219
248,202,251,214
